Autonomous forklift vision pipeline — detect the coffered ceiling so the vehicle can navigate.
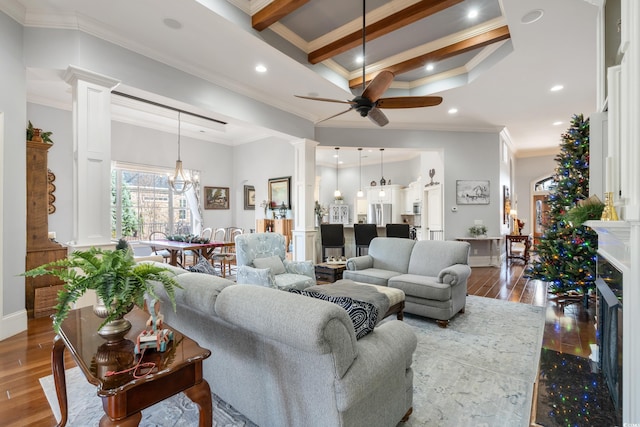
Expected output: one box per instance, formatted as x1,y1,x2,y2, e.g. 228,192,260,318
2,0,599,164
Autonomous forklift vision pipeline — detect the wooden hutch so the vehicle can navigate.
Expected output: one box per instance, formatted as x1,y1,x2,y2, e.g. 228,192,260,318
255,219,293,251
25,139,67,317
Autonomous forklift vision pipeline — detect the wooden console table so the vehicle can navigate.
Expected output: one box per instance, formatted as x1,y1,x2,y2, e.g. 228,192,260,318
505,234,532,263
52,306,212,426
455,236,502,267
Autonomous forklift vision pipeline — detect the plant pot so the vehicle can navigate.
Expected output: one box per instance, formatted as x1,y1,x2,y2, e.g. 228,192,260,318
94,299,134,343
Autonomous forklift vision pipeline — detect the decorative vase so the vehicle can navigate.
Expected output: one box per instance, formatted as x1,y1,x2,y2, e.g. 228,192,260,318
31,128,43,142
93,298,133,343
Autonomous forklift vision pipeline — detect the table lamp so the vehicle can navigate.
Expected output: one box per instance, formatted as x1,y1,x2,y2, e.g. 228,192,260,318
510,210,520,235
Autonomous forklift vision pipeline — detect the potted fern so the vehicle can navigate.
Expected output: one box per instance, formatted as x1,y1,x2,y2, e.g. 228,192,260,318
22,240,180,341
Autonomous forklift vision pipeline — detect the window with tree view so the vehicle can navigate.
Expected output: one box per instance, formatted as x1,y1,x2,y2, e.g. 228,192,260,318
111,164,194,241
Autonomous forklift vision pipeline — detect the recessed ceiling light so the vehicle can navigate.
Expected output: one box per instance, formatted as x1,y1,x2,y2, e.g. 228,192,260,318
426,64,434,71
521,9,544,25
255,64,267,73
550,85,564,92
163,18,182,30
448,108,458,114
553,121,563,126
356,55,364,64
467,9,478,19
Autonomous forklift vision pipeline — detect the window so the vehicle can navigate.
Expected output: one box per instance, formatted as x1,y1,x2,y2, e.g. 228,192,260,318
534,176,556,192
111,163,194,241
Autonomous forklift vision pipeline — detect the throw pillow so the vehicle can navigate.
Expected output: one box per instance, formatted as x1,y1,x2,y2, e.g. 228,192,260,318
252,255,286,275
289,290,378,339
187,256,218,275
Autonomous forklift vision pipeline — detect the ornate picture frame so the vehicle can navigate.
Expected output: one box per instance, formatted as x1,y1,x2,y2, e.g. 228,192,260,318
244,185,255,210
204,186,229,210
503,185,511,224
268,176,291,209
456,180,490,205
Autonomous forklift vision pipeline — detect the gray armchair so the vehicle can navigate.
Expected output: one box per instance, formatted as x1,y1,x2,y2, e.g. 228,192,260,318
235,233,316,290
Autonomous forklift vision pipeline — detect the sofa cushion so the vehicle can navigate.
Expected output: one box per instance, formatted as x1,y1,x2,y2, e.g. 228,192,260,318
343,268,402,287
156,271,233,317
408,240,470,276
187,256,218,275
388,274,452,301
252,255,286,275
367,237,415,273
290,290,378,339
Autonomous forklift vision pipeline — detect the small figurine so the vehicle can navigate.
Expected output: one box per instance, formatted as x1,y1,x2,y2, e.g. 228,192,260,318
135,299,173,354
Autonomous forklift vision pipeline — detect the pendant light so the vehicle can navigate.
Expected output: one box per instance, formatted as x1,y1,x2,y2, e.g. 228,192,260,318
356,148,364,198
333,147,342,198
379,148,386,197
169,111,192,194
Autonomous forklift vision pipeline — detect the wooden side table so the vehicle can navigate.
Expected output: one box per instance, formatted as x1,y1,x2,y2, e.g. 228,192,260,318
506,234,531,263
51,306,212,427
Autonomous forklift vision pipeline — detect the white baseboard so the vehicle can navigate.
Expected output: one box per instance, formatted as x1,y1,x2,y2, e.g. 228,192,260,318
0,308,28,341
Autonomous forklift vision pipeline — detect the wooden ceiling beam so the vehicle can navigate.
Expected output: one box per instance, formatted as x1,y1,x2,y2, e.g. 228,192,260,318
349,25,511,88
252,0,311,31
308,0,463,65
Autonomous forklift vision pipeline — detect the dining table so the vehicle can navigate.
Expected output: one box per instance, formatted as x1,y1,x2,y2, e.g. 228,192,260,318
138,239,234,267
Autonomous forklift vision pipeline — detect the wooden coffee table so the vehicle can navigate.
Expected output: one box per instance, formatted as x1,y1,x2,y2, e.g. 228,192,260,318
51,306,212,427
315,262,347,283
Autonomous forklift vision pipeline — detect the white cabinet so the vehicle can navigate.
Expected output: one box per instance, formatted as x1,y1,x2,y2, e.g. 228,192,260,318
329,204,349,224
355,198,368,215
367,184,401,205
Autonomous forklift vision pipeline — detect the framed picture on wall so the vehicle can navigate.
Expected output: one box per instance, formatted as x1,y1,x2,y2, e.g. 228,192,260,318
244,185,255,210
456,180,490,205
268,176,291,209
204,186,229,210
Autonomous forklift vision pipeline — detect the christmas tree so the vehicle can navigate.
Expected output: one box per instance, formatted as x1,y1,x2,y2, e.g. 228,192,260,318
526,114,598,298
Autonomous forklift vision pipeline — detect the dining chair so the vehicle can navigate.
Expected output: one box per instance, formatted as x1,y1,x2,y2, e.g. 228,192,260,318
184,227,213,266
148,231,171,263
212,228,243,277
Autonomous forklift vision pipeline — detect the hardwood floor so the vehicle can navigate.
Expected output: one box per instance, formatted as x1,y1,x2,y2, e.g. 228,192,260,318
0,262,597,427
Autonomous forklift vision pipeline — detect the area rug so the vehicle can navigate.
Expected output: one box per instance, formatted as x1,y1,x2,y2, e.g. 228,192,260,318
40,295,544,426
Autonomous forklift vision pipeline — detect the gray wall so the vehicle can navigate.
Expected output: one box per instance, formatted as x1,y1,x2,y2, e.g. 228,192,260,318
1,12,27,321
315,127,503,239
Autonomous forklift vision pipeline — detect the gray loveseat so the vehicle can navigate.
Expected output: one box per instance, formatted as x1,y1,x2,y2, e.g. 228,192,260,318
343,237,471,327
149,262,417,427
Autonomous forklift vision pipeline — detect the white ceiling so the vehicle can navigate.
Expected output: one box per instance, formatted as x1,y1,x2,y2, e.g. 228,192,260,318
2,0,599,166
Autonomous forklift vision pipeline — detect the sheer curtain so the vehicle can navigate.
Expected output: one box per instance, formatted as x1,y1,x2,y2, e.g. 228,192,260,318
186,171,203,236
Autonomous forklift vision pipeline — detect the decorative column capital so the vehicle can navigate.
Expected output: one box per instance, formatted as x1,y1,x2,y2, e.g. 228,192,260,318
63,65,120,90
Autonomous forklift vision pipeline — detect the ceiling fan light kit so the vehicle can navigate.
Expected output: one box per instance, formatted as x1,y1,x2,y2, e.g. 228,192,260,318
294,0,442,127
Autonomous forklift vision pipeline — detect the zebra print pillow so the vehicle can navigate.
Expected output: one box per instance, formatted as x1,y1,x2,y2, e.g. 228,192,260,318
290,290,378,339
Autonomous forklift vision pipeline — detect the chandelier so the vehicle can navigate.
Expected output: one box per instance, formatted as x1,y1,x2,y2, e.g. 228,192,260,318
169,111,192,194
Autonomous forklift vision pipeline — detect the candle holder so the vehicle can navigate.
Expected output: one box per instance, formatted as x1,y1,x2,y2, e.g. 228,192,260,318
600,192,619,221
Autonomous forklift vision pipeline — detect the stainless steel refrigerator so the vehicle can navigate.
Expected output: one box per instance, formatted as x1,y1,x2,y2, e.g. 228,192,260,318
368,203,392,226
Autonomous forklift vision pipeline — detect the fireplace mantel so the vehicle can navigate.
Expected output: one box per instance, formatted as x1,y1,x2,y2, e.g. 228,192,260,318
585,220,631,274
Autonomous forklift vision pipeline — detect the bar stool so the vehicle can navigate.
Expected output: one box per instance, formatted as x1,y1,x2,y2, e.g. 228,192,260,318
385,223,411,238
353,223,378,256
320,224,345,261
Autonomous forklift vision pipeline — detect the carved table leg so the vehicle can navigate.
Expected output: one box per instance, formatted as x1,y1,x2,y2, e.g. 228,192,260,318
184,379,213,427
51,334,68,427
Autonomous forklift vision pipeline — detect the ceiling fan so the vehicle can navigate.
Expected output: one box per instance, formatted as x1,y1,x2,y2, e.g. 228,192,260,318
295,0,443,127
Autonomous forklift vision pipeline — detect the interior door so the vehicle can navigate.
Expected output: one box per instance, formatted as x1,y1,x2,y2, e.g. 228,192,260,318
532,193,550,247
422,185,443,240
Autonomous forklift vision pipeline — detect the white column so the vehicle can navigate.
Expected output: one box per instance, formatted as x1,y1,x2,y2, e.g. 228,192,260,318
291,138,318,262
63,65,120,250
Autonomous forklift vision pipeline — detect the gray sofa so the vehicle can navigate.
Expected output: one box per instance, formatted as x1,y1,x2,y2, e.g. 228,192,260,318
149,262,417,427
343,237,471,327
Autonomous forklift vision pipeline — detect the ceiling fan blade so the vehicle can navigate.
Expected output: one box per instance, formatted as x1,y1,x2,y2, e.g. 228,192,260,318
362,70,394,103
316,107,354,124
367,107,389,127
377,96,443,109
295,95,356,105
